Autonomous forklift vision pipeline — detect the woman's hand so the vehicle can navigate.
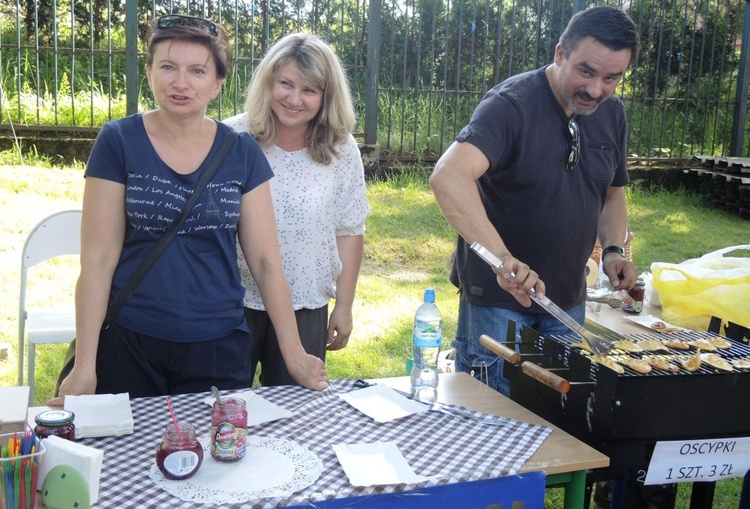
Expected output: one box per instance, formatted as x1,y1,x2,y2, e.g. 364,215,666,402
46,367,97,407
287,352,329,391
327,303,353,351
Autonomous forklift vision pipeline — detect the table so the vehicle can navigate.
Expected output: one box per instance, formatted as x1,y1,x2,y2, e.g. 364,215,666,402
378,374,609,509
584,299,664,336
31,373,608,508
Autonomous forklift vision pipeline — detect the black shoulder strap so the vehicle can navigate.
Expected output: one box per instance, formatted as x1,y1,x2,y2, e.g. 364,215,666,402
103,129,240,328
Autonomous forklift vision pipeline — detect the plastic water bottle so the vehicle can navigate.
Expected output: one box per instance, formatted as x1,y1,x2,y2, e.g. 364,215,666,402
410,288,442,401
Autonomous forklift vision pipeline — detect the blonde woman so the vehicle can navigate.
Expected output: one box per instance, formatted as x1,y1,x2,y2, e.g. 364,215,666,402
225,33,371,386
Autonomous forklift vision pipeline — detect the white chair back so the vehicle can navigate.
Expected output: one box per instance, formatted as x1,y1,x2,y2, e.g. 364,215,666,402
18,210,82,404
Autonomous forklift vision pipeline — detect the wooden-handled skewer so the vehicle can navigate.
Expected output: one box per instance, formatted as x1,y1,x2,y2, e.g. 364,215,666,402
521,361,571,394
480,334,521,364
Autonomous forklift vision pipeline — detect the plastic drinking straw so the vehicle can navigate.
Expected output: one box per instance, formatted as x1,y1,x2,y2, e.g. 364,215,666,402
18,464,24,509
165,396,183,438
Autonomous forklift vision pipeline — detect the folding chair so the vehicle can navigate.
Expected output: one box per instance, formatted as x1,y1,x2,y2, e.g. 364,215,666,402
18,210,82,404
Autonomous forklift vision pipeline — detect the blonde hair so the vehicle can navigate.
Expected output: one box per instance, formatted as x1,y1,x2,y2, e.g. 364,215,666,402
244,33,355,164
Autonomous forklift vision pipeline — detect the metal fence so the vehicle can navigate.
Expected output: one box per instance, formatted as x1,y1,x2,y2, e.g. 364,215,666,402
1,0,749,163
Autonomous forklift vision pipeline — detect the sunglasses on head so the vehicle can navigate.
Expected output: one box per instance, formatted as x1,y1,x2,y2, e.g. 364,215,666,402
566,118,580,171
156,14,218,37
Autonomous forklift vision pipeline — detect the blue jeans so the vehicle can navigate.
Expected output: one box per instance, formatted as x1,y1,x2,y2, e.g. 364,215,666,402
452,299,585,397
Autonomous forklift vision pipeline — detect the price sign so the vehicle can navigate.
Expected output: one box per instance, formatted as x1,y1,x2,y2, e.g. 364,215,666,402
645,437,750,485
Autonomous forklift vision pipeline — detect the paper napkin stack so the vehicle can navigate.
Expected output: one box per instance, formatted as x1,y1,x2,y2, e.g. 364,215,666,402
64,393,134,439
36,435,104,503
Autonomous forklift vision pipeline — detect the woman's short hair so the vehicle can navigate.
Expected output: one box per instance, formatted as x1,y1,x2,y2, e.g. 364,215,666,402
146,15,232,79
244,33,356,164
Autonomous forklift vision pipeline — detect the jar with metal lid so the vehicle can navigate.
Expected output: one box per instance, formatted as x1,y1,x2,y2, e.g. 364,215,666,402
35,409,76,441
623,276,646,314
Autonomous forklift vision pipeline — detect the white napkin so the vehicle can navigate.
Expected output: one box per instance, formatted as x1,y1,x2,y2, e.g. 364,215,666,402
203,390,294,426
332,441,435,486
64,393,134,439
338,384,427,423
37,435,104,503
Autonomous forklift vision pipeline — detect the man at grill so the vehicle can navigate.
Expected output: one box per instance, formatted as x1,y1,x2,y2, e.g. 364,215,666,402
430,6,680,508
430,6,639,397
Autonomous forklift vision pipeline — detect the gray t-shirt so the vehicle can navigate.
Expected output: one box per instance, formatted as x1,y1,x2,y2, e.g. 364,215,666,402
452,66,629,312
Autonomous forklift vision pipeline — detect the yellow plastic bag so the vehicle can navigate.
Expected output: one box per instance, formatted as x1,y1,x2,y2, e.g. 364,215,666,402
651,244,750,331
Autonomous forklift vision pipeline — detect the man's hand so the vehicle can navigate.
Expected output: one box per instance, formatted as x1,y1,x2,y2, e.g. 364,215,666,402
602,253,638,290
493,254,546,307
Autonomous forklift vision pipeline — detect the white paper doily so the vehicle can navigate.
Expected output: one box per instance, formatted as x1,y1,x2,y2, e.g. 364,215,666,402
149,435,323,504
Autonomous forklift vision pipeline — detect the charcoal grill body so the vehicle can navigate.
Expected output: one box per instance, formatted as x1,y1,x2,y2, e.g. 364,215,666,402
506,327,750,470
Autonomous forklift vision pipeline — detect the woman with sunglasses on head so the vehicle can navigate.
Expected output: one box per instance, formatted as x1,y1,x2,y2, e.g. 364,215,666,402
51,16,328,404
224,33,370,387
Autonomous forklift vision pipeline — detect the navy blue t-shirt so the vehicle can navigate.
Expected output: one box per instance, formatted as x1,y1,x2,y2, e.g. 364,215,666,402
452,66,630,312
85,114,273,342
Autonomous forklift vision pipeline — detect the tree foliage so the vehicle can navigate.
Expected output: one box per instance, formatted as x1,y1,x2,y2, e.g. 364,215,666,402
1,0,747,158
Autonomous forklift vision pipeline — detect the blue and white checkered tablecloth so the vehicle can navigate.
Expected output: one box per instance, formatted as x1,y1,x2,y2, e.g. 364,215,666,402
78,379,552,508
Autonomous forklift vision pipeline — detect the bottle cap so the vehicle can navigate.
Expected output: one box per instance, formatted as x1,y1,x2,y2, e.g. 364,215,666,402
424,288,435,303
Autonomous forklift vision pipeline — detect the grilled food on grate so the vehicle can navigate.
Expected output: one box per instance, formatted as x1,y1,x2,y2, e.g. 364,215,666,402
687,339,717,351
644,356,679,372
707,336,732,349
680,351,702,372
593,355,625,374
619,357,652,374
701,353,733,372
572,342,593,354
614,340,643,352
663,338,690,350
732,358,750,369
637,339,670,353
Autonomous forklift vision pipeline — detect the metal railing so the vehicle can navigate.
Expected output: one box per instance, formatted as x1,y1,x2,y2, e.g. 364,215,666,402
1,0,749,162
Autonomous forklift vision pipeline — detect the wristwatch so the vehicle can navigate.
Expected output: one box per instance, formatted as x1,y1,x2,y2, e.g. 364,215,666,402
601,245,626,258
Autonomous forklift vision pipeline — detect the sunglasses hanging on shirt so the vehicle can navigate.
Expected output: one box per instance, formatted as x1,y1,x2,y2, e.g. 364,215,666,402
566,118,580,171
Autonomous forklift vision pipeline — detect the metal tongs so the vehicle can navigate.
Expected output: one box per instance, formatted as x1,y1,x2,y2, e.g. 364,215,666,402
470,242,615,356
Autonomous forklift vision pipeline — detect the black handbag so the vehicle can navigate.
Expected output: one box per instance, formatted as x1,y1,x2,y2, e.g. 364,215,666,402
55,130,239,394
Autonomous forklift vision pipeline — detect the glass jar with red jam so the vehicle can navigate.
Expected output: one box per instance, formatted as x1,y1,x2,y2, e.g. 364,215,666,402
210,398,247,462
155,422,203,480
35,410,76,441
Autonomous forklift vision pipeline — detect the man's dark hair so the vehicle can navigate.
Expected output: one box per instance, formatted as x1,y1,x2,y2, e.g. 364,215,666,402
560,5,640,64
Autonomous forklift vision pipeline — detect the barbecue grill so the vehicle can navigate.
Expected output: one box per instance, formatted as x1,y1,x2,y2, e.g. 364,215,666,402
492,324,750,471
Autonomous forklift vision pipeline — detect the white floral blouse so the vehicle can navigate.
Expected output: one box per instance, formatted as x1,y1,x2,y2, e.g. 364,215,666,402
224,113,371,310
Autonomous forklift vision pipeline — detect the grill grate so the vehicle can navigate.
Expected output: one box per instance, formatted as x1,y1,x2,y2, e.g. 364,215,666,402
533,330,750,378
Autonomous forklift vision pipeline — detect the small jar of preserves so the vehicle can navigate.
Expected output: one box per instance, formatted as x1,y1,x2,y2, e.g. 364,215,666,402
34,410,76,441
623,276,646,314
155,422,203,480
210,398,247,462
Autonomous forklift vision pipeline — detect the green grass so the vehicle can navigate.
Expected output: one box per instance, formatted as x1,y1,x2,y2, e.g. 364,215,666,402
0,160,747,507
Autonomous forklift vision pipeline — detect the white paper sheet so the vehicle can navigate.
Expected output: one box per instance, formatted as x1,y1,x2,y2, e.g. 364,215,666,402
625,314,691,333
332,441,433,486
64,393,134,438
338,384,427,423
203,390,294,426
